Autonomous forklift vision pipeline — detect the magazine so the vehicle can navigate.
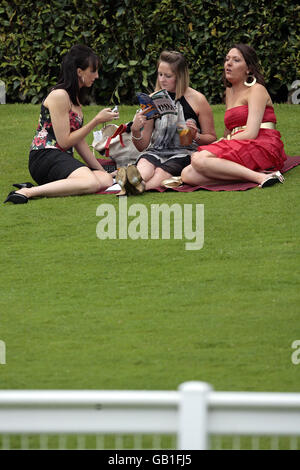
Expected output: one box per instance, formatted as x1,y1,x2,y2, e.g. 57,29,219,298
136,89,177,119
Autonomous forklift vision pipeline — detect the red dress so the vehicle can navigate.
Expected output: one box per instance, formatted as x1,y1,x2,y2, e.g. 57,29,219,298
198,105,287,171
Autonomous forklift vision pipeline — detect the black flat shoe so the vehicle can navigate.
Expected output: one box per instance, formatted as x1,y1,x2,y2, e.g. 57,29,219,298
13,182,34,189
4,191,29,204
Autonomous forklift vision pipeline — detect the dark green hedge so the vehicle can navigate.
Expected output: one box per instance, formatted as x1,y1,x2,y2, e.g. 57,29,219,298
0,0,299,104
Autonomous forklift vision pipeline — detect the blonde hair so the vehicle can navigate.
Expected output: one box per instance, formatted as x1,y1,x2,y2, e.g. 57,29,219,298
155,50,189,100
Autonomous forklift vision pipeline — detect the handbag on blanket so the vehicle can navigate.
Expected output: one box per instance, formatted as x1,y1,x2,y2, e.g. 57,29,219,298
92,123,141,167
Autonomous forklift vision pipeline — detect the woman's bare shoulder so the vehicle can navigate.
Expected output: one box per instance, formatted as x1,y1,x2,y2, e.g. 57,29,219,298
44,89,70,109
248,83,273,106
185,87,209,104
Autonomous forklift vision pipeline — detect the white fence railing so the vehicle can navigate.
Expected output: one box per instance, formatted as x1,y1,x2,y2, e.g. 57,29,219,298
0,381,300,450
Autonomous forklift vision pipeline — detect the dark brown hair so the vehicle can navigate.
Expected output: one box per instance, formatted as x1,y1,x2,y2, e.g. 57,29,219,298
53,44,100,105
223,43,266,88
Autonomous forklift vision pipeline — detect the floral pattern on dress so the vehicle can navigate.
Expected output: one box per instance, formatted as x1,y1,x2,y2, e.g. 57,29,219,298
30,105,83,154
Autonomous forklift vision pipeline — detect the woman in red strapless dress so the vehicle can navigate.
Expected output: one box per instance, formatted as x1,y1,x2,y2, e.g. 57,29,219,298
181,44,287,188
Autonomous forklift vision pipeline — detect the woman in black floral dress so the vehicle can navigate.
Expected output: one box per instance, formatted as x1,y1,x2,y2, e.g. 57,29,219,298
5,45,118,204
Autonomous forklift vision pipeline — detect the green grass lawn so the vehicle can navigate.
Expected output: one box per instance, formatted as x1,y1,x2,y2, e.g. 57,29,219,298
0,103,299,395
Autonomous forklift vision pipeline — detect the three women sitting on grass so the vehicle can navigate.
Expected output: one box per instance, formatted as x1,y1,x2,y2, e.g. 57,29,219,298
4,43,286,204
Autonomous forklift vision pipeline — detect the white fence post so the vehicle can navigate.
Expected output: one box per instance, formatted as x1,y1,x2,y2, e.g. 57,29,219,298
0,340,5,364
0,81,6,104
178,381,212,450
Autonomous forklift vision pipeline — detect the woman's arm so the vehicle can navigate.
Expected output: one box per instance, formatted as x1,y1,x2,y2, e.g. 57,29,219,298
75,140,105,170
130,110,154,151
44,90,118,150
223,127,231,139
195,94,217,144
186,90,217,145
